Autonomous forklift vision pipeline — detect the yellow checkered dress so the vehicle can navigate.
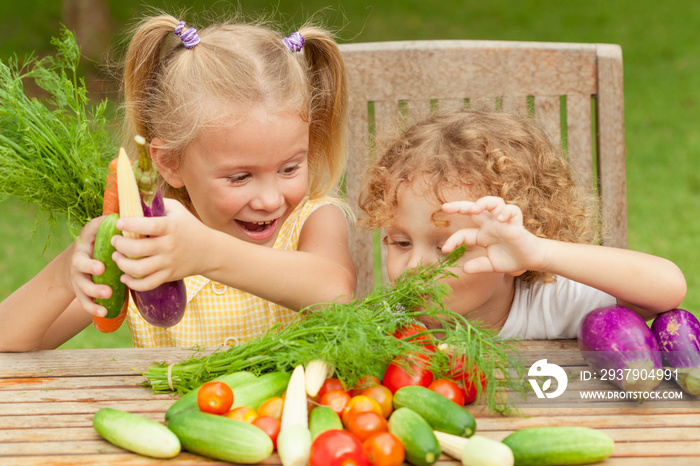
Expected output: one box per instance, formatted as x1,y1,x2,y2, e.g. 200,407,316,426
126,197,341,348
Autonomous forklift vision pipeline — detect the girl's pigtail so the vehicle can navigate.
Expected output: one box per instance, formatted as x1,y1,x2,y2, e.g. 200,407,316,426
296,26,347,198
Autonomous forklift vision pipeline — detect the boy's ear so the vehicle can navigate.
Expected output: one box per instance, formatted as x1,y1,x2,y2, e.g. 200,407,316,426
150,137,185,188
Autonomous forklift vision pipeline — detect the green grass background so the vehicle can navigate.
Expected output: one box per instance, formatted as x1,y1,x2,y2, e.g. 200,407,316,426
1,1,699,349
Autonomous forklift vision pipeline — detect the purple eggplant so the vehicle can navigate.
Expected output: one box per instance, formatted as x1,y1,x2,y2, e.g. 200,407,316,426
578,305,662,393
130,136,187,328
651,308,700,395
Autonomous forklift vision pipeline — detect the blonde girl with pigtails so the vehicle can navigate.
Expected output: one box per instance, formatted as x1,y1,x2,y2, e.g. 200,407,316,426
0,14,355,351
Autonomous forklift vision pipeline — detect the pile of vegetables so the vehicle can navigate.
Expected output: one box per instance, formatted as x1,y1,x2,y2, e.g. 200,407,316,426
95,364,616,466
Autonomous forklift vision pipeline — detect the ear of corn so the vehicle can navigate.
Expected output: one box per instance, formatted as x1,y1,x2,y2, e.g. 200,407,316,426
434,431,515,466
116,147,144,239
277,365,312,466
304,359,334,397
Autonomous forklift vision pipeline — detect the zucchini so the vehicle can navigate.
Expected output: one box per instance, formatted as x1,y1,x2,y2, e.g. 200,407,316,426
165,371,257,421
231,371,291,410
92,408,180,458
92,213,128,318
167,410,273,464
388,407,441,466
393,385,476,437
502,426,614,466
309,405,343,439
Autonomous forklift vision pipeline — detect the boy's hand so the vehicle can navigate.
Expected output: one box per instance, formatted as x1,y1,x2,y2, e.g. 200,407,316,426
441,196,545,274
71,216,112,317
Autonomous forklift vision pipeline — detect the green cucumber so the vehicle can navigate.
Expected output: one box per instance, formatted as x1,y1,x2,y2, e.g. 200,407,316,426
388,407,441,466
92,213,128,318
168,410,273,464
165,371,257,421
309,405,343,439
92,408,180,458
502,426,614,466
393,385,476,437
230,371,291,410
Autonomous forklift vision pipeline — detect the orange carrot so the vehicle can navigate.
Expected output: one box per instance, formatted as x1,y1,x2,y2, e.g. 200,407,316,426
92,156,126,333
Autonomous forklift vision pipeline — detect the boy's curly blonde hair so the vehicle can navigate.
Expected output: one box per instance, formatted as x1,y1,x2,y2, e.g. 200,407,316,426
359,108,598,283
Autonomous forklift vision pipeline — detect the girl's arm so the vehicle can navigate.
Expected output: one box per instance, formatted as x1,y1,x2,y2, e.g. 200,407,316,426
0,218,107,352
113,200,356,310
442,197,686,319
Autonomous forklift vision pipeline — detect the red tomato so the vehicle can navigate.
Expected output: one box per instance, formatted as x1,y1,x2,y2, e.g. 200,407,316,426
382,354,433,394
342,395,384,426
363,432,405,466
252,415,281,449
318,378,351,399
345,411,388,442
224,406,258,423
309,429,369,466
320,389,352,416
448,357,487,404
196,381,233,415
428,378,466,406
361,384,393,418
351,375,381,397
393,323,436,352
257,396,284,420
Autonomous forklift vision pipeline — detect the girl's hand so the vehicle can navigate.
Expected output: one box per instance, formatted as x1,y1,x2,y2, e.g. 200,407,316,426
441,196,546,274
70,216,112,317
111,199,211,291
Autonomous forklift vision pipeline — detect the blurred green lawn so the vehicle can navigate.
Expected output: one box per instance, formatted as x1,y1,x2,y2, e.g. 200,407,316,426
2,0,699,349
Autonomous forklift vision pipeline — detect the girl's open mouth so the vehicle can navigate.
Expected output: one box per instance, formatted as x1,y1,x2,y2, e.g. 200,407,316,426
235,218,279,242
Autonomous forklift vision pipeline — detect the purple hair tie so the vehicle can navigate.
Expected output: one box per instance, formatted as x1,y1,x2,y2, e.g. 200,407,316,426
174,21,200,49
283,32,304,53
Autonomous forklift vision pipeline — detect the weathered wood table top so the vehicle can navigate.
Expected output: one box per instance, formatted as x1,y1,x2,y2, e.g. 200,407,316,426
1,340,699,465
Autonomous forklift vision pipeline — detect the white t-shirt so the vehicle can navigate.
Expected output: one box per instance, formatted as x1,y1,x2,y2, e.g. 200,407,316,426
498,276,617,340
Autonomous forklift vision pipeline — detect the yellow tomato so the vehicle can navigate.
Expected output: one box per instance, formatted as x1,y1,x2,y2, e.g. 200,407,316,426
257,396,284,420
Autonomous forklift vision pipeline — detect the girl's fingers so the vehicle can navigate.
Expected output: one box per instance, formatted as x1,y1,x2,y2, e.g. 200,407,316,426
115,216,168,237
462,256,496,274
442,228,479,253
442,200,477,214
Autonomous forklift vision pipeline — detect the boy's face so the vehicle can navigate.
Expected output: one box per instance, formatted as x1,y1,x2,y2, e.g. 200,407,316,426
384,179,514,328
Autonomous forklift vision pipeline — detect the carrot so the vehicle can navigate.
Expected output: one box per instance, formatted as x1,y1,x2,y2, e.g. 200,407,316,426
92,156,127,333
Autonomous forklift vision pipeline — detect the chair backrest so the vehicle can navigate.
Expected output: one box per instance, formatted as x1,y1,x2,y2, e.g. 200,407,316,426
339,40,626,296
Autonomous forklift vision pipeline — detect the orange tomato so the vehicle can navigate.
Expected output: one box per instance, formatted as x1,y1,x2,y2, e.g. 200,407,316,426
345,411,388,442
361,384,393,418
196,381,234,415
252,415,281,449
320,389,352,416
342,395,383,426
363,432,405,466
257,396,284,420
318,378,350,398
351,375,381,397
224,406,258,423
428,378,467,406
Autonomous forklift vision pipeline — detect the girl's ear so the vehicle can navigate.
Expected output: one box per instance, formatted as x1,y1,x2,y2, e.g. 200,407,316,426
150,137,185,188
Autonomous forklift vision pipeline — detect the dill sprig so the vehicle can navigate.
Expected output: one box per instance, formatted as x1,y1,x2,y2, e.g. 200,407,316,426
0,28,114,239
141,247,525,415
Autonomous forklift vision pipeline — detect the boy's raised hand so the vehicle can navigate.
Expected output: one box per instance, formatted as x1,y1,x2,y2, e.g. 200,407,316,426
441,196,545,275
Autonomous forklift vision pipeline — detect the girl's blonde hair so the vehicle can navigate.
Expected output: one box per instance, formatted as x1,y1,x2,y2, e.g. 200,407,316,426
121,14,347,209
359,108,597,283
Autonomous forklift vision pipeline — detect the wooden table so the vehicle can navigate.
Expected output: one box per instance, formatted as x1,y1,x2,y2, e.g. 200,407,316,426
1,340,699,465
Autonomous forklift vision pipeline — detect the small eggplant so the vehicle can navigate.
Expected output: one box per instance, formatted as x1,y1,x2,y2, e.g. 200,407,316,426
651,308,700,395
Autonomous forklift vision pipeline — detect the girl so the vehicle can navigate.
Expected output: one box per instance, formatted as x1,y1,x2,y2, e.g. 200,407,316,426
0,15,355,351
359,109,686,339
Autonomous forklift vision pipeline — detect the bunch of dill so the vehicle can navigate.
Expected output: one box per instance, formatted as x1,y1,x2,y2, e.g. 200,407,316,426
141,247,525,415
0,28,114,239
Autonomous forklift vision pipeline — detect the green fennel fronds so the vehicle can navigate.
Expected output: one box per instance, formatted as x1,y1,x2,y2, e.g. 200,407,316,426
141,246,526,415
0,28,114,239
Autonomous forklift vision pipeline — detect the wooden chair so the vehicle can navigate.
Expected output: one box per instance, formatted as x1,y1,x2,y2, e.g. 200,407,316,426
338,40,626,296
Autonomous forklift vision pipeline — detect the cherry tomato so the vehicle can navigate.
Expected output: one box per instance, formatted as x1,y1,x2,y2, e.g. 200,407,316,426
448,357,487,404
309,429,369,466
351,375,381,397
224,406,258,423
382,354,433,394
363,432,405,466
257,396,284,420
252,415,281,449
318,378,351,399
361,384,393,418
342,395,384,426
196,381,233,415
345,411,388,442
320,389,352,416
428,378,467,406
393,323,436,352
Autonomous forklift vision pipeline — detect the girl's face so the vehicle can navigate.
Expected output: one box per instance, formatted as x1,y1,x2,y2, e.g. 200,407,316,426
173,109,310,247
384,179,514,329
